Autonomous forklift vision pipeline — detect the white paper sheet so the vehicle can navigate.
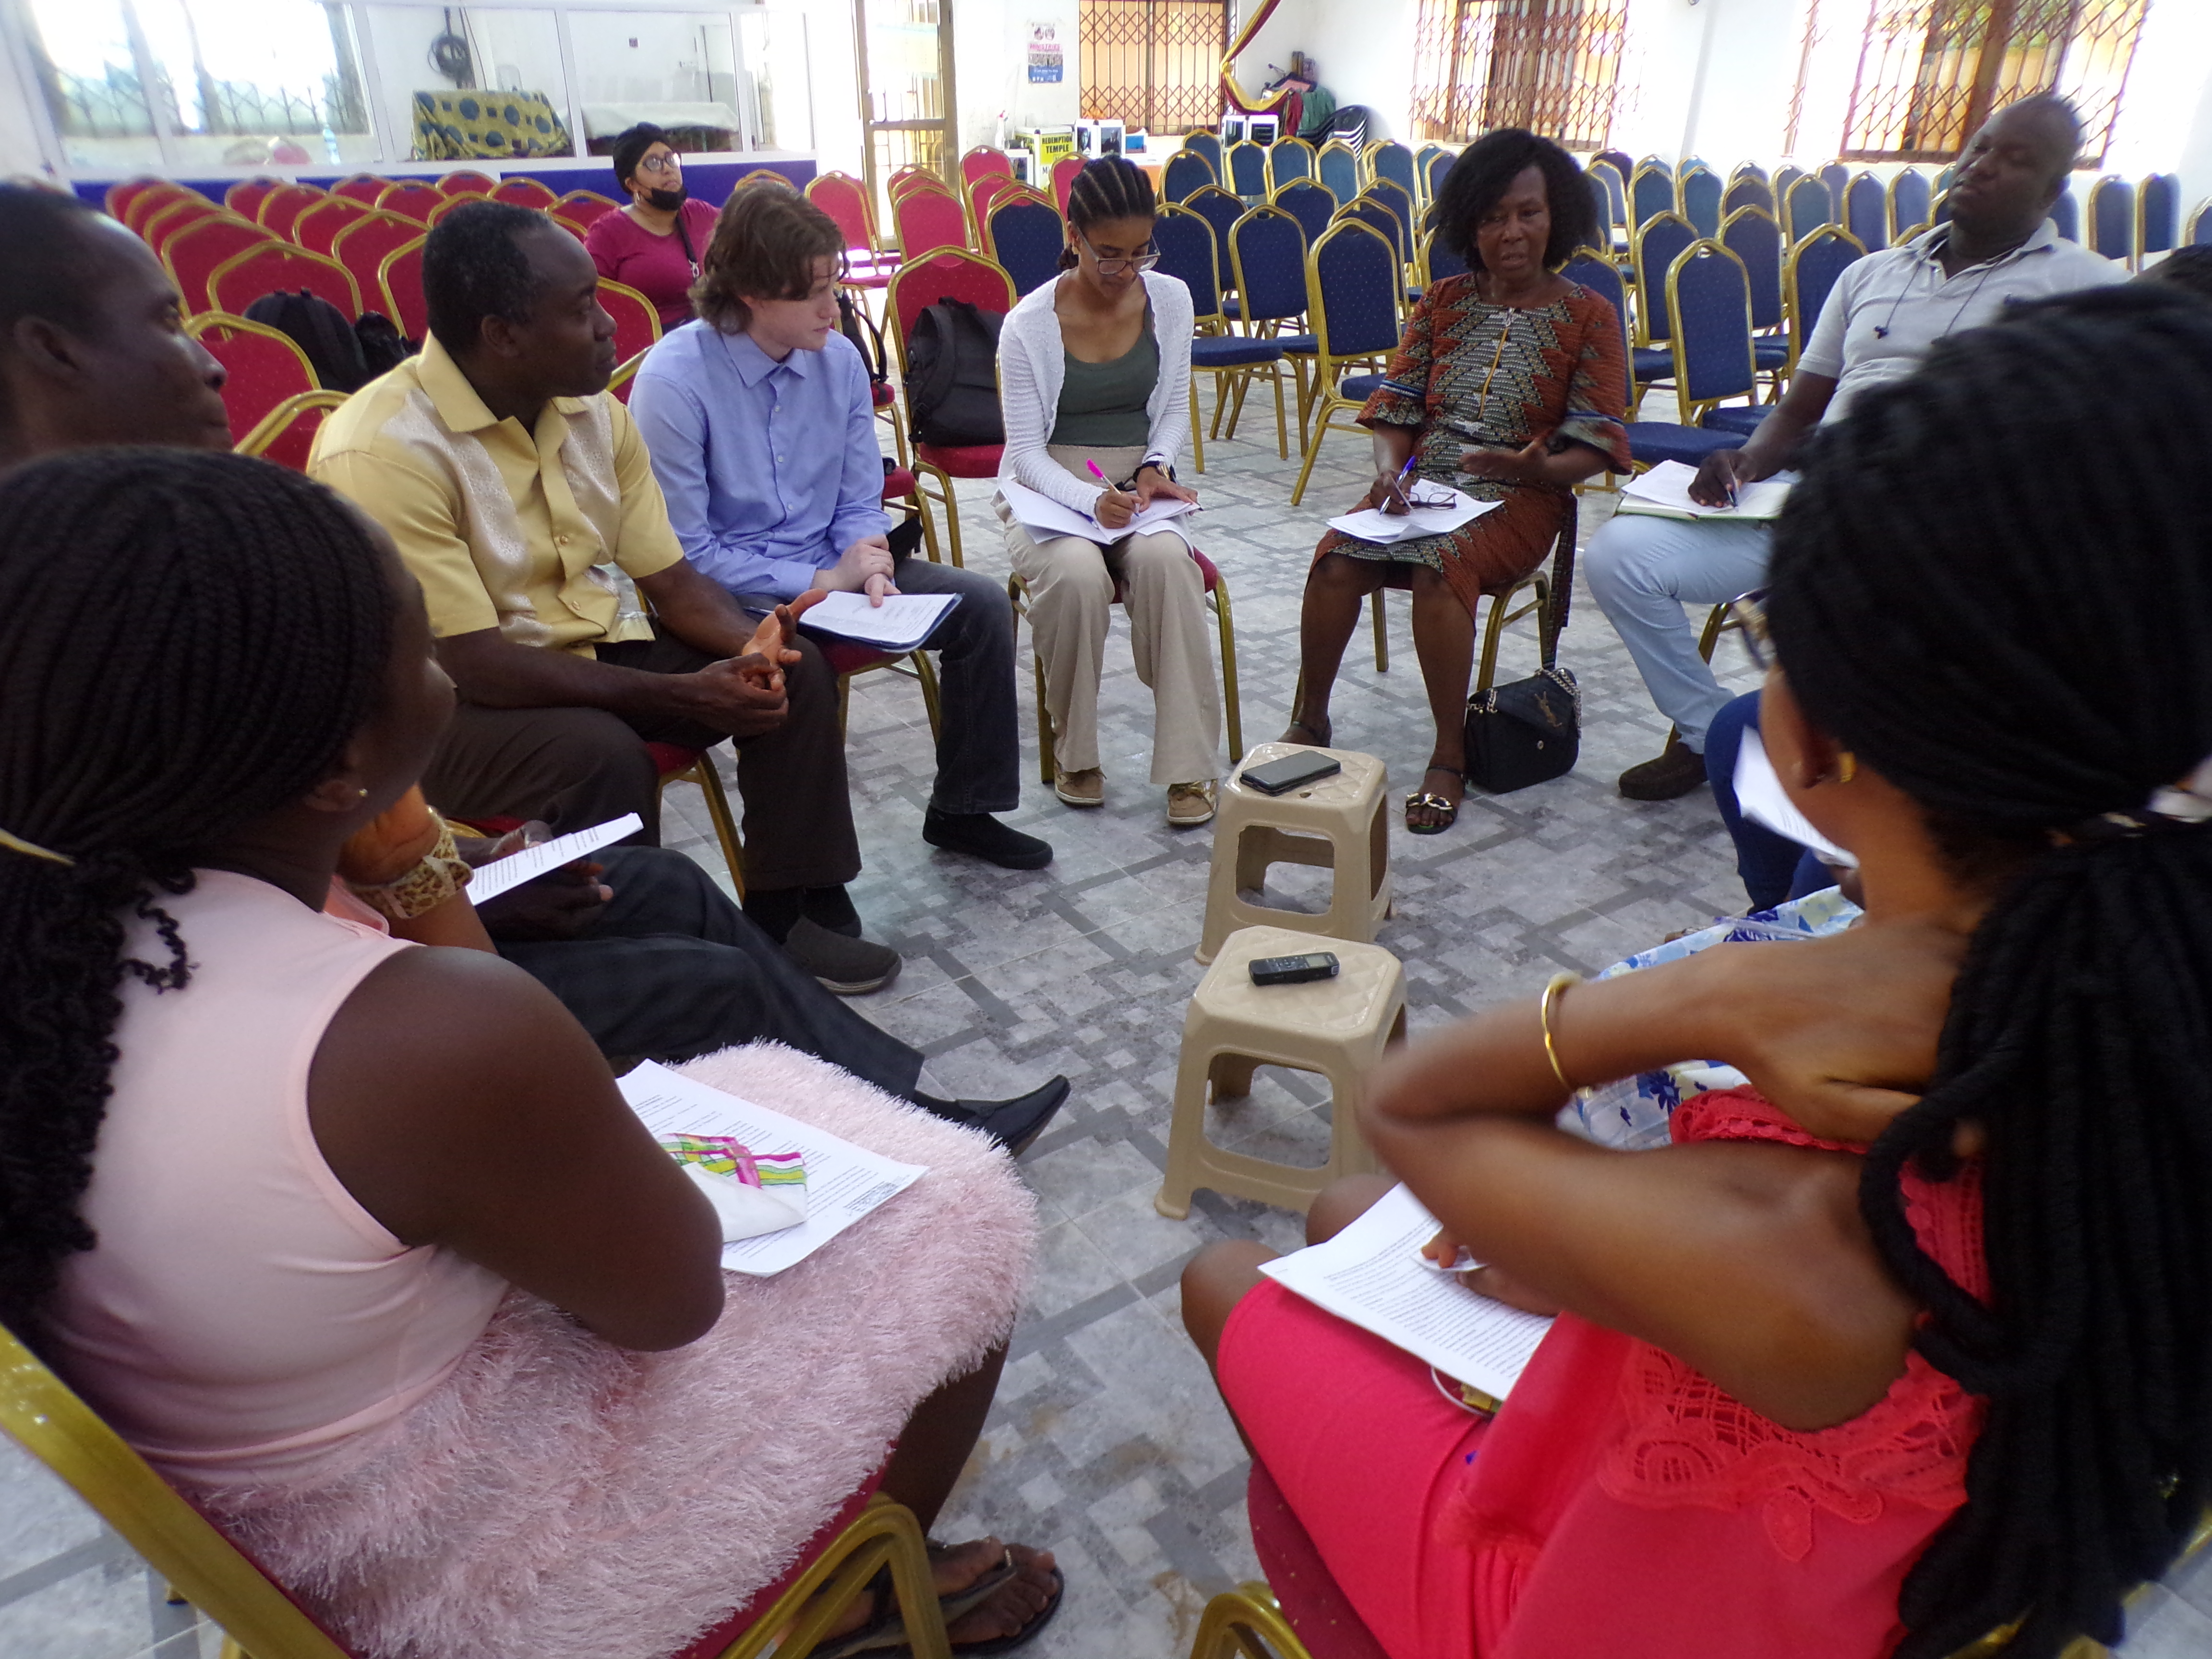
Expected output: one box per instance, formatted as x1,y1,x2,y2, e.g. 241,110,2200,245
801,589,962,652
1733,728,1856,866
617,1061,927,1276
999,477,1199,543
1259,1184,1552,1405
1325,483,1500,545
465,813,642,905
1617,460,1795,521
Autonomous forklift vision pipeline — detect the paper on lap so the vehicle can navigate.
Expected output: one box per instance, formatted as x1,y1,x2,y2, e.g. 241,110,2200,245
1734,729,1855,866
617,1061,927,1275
1260,1183,1552,1407
1616,460,1795,521
466,813,641,905
1000,477,1199,542
802,589,962,652
1326,483,1499,546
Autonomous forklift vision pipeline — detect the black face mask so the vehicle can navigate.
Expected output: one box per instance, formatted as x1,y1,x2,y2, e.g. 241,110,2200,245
638,184,686,213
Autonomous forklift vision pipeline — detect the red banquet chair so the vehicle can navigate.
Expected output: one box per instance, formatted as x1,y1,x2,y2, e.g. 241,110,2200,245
892,185,968,261
234,389,347,472
1051,156,1083,216
428,192,490,225
186,313,319,443
208,243,361,320
223,177,287,221
885,248,1015,568
598,279,663,364
440,169,497,196
257,182,328,239
376,180,445,223
492,177,559,209
141,195,227,253
330,174,392,207
107,177,181,229
292,194,374,256
806,172,898,292
552,190,620,234
378,238,431,343
162,216,276,314
333,216,424,328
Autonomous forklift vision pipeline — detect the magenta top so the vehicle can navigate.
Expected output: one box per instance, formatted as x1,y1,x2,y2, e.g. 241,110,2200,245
585,198,721,327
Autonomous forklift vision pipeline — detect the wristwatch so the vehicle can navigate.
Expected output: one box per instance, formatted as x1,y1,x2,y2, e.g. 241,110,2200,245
1130,457,1177,487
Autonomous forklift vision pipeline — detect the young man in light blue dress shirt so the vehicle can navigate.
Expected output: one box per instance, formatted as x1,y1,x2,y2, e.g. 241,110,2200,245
630,187,1050,873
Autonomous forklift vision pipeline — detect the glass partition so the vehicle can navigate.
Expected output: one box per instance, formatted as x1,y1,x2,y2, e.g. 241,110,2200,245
363,6,574,160
736,7,811,153
569,10,738,156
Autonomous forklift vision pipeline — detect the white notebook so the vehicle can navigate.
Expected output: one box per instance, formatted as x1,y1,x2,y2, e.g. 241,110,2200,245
1617,460,1795,521
999,478,1198,543
800,589,962,652
465,813,641,905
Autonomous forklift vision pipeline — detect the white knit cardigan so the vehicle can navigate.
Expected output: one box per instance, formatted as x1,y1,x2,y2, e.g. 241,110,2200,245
994,269,1194,515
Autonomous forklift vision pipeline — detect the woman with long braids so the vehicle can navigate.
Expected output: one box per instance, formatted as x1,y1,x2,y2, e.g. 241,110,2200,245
0,450,1063,1658
1183,285,2212,1658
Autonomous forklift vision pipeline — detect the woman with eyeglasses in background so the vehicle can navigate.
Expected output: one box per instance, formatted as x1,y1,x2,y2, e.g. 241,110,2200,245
993,156,1221,827
586,123,722,328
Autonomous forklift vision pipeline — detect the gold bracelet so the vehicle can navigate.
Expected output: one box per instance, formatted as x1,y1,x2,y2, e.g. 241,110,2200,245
1539,971,1581,1093
344,813,473,921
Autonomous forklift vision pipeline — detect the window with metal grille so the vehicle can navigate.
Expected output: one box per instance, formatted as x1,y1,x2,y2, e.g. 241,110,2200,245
1793,0,2148,165
1078,0,1227,136
1409,0,1629,147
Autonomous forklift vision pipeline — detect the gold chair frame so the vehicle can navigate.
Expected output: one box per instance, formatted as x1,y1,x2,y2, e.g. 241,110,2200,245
1223,204,1310,460
884,248,1018,569
1781,223,1865,377
234,390,348,462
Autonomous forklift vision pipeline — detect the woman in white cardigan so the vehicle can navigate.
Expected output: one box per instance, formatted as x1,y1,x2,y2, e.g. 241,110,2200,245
994,157,1220,826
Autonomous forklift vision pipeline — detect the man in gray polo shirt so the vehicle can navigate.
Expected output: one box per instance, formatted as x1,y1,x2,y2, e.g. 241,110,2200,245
1588,95,2125,800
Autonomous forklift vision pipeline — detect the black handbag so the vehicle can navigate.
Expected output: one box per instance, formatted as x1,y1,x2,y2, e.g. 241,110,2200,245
1464,665,1580,793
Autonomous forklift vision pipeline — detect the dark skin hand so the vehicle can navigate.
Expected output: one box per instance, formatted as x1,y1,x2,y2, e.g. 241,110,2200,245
461,822,613,941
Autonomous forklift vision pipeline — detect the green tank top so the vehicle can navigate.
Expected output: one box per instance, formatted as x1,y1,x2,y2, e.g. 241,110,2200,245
1051,308,1158,448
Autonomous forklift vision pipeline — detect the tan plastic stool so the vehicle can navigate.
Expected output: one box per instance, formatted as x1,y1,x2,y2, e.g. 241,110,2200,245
1155,924,1405,1219
1196,743,1390,965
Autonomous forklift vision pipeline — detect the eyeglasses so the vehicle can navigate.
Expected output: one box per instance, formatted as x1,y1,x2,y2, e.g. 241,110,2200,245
1076,229,1159,275
1725,588,1773,671
639,151,682,176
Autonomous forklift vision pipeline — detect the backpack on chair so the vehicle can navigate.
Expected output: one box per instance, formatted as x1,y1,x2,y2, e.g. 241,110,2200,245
245,289,369,392
836,290,890,390
905,298,1004,448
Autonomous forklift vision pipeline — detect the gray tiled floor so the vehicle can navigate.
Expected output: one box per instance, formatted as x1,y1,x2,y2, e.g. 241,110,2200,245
7,413,2208,1657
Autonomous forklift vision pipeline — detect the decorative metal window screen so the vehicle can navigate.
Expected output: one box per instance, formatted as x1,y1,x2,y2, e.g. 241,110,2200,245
1409,0,1628,146
1824,0,2148,164
1079,0,1227,136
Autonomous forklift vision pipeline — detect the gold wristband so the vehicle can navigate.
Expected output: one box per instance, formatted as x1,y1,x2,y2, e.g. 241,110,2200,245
1539,971,1581,1093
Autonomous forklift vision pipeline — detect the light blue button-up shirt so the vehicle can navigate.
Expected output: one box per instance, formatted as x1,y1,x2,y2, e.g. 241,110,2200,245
628,322,892,599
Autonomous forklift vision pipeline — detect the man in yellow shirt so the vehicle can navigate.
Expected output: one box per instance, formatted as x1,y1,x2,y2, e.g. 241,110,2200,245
313,201,897,991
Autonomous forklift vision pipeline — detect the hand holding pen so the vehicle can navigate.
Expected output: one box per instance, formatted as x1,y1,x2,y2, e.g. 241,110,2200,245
1376,453,1417,516
1087,459,1137,531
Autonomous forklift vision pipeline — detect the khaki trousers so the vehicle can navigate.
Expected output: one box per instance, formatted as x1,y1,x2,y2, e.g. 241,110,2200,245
998,443,1222,785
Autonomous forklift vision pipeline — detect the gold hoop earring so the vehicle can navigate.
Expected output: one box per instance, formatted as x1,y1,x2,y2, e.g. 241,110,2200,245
1835,753,1857,785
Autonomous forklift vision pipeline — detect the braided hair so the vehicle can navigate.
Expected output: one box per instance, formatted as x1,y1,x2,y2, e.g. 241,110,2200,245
0,449,396,1344
1765,285,2212,1657
1059,156,1155,271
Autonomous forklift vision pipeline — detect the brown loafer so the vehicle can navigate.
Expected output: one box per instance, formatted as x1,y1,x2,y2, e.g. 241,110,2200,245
1166,781,1217,826
1617,736,1709,801
1054,768,1104,807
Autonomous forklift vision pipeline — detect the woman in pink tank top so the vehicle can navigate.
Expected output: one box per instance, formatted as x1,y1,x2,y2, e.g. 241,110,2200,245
0,449,1060,1659
1184,288,2212,1659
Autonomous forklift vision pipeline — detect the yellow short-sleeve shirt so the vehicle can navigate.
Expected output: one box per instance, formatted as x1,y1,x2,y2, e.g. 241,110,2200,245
310,336,683,656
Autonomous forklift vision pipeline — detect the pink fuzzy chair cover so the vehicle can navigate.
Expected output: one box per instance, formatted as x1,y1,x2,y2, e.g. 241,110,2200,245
184,1043,1038,1659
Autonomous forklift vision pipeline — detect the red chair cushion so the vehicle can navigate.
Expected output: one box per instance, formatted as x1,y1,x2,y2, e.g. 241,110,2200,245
1189,547,1222,594
871,382,897,408
1246,1460,1392,1659
881,467,919,498
914,442,1004,478
818,639,899,676
646,742,702,777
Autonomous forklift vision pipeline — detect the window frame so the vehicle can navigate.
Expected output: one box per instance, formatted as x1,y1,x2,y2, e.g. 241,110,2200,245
1409,0,1628,149
1076,0,1228,138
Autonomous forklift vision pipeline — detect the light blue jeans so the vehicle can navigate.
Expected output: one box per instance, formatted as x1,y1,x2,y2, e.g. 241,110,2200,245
1583,512,1774,752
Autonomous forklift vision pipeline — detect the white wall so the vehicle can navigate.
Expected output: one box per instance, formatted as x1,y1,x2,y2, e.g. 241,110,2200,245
951,0,1079,153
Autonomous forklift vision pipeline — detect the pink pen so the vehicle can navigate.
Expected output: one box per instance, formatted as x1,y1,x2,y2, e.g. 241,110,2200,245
1086,460,1109,483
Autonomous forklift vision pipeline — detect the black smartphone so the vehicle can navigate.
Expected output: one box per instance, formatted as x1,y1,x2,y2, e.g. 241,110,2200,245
1250,951,1341,986
1238,751,1343,795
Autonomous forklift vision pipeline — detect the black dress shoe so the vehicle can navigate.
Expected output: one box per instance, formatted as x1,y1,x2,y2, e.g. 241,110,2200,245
922,808,1053,871
913,1077,1070,1155
779,918,902,995
1617,736,1710,802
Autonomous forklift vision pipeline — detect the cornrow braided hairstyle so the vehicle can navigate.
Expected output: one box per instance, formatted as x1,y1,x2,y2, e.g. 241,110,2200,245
1059,156,1156,271
1764,285,2212,1658
0,448,396,1345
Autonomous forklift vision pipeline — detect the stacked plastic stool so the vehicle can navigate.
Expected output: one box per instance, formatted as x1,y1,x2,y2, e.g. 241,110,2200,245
1196,743,1391,965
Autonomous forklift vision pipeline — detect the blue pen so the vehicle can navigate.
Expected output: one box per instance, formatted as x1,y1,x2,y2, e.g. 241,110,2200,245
1390,453,1417,507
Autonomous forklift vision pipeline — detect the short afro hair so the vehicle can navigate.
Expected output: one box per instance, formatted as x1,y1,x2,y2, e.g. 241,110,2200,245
1432,128,1595,276
609,123,671,194
422,199,565,356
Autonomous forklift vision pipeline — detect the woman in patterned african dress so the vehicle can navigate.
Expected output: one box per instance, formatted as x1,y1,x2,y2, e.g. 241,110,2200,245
1283,130,1629,833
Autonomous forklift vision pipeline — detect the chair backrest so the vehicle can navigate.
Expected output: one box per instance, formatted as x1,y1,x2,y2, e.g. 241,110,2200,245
1730,161,1769,183
1421,226,1467,284
163,216,277,314
889,164,942,204
434,189,499,225
1666,238,1756,421
1630,163,1675,232
966,170,1020,239
1316,139,1363,207
440,169,497,196
807,171,881,256
1368,140,1416,200
1589,159,1628,234
894,185,970,259
490,176,558,210
330,174,390,206
1271,179,1336,248
1562,246,1631,370
0,1319,356,1658
1366,177,1415,262
597,278,663,362
1772,164,1806,209
1228,205,1310,327
143,195,228,252
1267,136,1315,192
2189,198,2212,249
1723,173,1775,217
2050,185,2080,242
1632,210,1695,345
1306,218,1402,366
209,242,362,320
1153,204,1225,324
1423,144,1459,206
257,183,327,239
1721,204,1784,333
376,180,444,223
292,195,375,256
121,185,197,236
957,146,1010,187
550,192,619,235
1596,147,1635,179
1817,162,1849,218
1888,168,1931,241
734,168,799,195
334,215,424,323
1183,186,1247,278
1226,141,1269,199
1050,155,1084,216
1785,223,1864,367
1784,175,1832,244
1162,149,1216,203
224,177,286,220
2140,172,2180,258
1585,173,1614,246
885,248,1016,377
1182,131,1224,181
1680,167,1722,239
377,235,430,341
1844,171,1888,251
985,196,1065,296
1635,155,1673,181
107,177,178,228
187,312,320,441
2089,173,2136,264
1336,198,1399,267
